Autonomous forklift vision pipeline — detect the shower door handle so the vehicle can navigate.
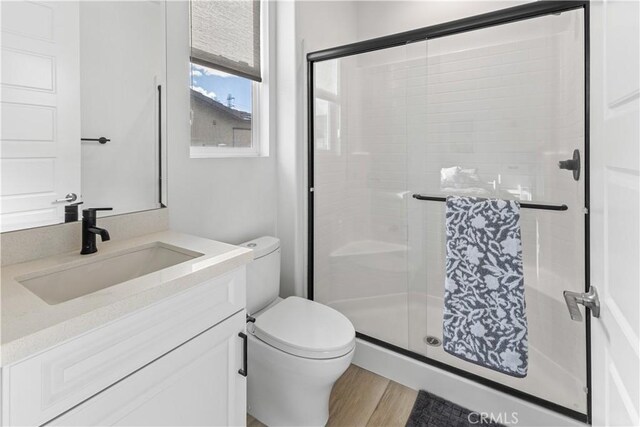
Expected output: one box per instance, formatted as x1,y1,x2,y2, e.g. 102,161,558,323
563,286,600,322
558,149,581,181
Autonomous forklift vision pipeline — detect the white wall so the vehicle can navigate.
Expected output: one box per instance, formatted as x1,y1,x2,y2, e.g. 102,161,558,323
167,0,359,297
274,0,301,298
167,1,277,246
354,1,529,41
276,0,359,298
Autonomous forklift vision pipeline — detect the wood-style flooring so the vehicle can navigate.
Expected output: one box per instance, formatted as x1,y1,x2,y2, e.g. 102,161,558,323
247,364,417,427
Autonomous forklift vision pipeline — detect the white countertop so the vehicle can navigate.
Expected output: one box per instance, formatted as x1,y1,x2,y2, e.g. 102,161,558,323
1,231,253,366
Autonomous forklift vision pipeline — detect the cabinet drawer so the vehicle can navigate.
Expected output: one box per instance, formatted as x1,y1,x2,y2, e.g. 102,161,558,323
47,311,246,427
4,267,246,426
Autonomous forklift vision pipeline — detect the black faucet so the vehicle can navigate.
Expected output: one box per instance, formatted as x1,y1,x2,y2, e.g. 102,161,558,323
81,207,113,255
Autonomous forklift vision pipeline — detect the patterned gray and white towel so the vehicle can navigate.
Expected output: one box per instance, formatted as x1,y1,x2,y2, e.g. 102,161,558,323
442,196,528,378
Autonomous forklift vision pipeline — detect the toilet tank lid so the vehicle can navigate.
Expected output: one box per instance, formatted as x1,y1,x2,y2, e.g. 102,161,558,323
240,236,280,259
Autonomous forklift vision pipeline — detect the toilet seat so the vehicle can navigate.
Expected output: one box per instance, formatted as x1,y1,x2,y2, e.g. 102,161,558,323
252,296,355,359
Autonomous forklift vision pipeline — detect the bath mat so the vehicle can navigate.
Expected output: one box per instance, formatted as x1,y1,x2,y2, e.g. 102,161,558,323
443,196,528,377
406,390,505,427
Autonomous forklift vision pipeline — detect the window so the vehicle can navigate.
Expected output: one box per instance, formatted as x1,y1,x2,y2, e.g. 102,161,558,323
190,63,253,148
189,0,268,157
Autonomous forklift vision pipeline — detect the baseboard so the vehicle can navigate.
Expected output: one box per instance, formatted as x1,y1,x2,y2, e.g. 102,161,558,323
352,338,586,427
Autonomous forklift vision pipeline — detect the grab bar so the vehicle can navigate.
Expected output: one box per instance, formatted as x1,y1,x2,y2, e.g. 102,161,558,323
412,194,568,211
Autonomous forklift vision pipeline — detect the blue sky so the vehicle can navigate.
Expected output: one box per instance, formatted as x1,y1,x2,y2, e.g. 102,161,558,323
190,63,252,113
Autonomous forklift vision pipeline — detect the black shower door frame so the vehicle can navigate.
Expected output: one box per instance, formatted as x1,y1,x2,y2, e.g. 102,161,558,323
306,1,591,423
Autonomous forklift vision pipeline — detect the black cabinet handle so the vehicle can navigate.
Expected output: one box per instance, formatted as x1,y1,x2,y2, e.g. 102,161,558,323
238,332,247,377
158,84,163,205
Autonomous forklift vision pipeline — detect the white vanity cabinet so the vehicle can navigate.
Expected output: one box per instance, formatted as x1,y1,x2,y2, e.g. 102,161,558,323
1,267,248,426
48,311,246,426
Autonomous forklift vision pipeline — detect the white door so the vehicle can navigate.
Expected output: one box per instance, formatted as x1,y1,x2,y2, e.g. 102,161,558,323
47,311,247,426
590,1,640,426
0,1,81,231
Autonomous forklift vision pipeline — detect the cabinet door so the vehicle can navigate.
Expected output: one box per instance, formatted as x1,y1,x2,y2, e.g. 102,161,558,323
48,311,247,427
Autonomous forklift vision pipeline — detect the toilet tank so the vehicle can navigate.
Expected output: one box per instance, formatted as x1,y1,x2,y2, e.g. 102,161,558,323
240,236,281,315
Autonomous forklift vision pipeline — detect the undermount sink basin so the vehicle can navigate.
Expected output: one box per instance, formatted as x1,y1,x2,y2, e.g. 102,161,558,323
18,242,203,305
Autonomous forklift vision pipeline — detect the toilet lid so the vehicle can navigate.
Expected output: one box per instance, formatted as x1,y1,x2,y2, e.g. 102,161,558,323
252,296,356,359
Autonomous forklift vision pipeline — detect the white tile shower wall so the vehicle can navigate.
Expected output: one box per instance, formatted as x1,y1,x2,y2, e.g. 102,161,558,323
314,9,587,414
406,16,587,412
293,1,535,300
408,36,583,203
314,46,411,348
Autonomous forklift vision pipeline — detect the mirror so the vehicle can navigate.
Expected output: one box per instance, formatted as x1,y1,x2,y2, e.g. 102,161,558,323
0,1,167,232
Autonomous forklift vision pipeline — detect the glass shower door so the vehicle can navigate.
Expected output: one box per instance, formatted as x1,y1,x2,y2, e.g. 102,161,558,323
407,9,587,414
313,44,411,349
311,5,587,417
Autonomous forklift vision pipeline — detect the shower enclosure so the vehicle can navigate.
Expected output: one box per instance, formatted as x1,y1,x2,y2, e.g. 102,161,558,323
308,1,589,422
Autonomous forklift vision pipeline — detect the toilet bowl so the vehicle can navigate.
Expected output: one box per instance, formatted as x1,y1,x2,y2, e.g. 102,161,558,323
241,237,355,427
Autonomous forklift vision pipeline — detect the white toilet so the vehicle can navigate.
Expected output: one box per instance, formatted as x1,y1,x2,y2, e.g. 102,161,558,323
241,236,355,427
